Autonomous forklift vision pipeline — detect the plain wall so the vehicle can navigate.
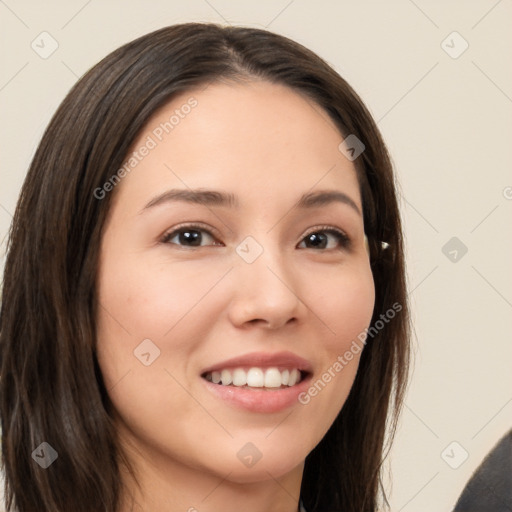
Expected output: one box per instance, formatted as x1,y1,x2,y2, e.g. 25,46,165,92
1,1,511,511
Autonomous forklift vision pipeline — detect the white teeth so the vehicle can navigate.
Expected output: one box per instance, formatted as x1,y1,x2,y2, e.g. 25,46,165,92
204,367,304,388
232,368,247,386
264,368,282,388
247,368,264,387
221,369,232,385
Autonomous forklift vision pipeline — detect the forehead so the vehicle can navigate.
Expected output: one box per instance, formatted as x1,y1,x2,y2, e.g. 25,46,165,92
113,80,361,212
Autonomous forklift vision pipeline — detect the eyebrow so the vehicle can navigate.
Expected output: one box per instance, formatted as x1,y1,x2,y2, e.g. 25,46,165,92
140,188,361,216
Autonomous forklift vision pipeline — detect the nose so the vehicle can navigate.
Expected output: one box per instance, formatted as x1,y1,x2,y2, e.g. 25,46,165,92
227,243,304,330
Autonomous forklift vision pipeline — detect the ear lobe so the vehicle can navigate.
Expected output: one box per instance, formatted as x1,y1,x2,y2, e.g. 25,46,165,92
364,235,390,258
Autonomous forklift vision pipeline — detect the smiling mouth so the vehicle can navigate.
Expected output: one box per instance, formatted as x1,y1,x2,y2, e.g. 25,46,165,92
201,367,309,390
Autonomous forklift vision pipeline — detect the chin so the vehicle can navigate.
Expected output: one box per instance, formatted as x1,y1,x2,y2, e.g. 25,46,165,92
221,444,306,483
222,460,303,484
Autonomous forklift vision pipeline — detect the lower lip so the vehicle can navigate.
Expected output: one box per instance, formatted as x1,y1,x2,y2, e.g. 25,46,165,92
201,374,312,413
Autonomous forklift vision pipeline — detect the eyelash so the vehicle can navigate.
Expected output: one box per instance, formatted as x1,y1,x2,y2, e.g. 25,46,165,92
160,223,351,250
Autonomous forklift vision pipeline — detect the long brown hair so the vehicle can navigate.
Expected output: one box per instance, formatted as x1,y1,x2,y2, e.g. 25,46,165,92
0,22,410,511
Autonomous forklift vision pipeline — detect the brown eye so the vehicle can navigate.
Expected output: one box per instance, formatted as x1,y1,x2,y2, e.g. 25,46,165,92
298,228,351,250
161,224,220,247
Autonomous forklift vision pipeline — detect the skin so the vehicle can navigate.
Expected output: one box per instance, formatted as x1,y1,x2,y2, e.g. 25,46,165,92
96,80,375,512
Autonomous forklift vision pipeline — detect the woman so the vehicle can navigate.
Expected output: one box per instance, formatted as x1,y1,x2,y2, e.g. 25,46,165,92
0,23,410,512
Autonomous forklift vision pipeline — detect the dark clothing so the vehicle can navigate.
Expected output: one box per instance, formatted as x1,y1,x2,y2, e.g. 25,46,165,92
453,429,512,512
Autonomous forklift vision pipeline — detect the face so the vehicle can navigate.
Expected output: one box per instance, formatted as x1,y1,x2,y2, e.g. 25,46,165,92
96,80,375,486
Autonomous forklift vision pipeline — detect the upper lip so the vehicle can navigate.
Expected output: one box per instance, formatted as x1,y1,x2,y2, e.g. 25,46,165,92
201,351,313,375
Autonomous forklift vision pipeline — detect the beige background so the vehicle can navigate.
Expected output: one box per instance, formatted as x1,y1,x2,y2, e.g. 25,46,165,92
1,1,511,511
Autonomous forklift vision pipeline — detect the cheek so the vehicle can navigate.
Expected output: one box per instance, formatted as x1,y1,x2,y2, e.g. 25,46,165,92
95,247,231,394
312,261,375,351
296,262,375,421
97,250,224,338
94,252,216,441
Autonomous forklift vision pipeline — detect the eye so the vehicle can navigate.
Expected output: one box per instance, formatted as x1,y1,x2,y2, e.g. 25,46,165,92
160,223,351,250
297,227,351,250
161,223,221,248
